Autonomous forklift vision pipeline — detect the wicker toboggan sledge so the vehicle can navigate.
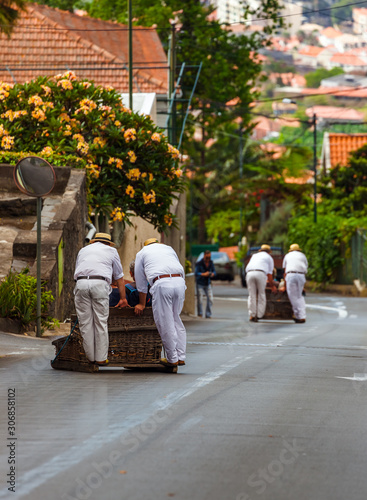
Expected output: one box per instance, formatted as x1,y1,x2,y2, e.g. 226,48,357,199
262,287,294,320
51,307,177,373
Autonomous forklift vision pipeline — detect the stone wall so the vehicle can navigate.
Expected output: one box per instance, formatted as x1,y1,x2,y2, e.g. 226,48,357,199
0,164,87,320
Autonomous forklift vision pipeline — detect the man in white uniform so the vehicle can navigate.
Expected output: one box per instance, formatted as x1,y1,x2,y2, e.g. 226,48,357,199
245,244,277,322
282,243,308,323
134,238,186,368
74,233,128,365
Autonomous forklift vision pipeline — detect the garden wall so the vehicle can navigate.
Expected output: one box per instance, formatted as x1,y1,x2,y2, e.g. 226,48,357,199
0,164,87,320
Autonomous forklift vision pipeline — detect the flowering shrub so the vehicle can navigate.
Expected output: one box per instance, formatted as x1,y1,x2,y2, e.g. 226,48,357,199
0,73,185,231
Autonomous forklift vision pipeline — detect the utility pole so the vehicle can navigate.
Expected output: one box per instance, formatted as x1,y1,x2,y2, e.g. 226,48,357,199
128,0,133,111
313,113,317,223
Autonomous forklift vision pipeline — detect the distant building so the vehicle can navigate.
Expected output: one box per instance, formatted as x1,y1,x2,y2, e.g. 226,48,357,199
353,8,367,35
321,73,367,88
306,106,364,125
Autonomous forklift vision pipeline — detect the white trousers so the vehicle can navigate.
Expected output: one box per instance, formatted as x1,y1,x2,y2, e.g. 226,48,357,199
247,271,267,319
151,277,186,364
286,274,306,319
74,280,110,362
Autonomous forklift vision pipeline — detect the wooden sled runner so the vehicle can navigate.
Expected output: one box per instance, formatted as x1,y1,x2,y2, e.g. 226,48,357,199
51,308,177,373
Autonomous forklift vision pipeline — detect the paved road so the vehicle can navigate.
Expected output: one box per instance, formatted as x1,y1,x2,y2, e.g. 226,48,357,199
1,282,367,500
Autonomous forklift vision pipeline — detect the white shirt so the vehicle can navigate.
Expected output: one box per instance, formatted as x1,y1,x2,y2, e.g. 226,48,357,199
135,243,185,293
74,242,124,284
246,251,274,275
282,251,308,274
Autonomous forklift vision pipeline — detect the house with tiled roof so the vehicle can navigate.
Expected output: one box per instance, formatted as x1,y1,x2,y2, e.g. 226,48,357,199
305,106,364,124
296,45,324,68
330,53,367,72
319,27,343,47
321,133,367,172
0,4,168,95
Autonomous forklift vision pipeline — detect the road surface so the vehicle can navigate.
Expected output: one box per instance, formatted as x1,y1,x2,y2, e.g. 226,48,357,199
1,281,366,500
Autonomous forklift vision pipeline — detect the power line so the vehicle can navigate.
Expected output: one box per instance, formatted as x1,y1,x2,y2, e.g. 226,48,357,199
4,0,367,33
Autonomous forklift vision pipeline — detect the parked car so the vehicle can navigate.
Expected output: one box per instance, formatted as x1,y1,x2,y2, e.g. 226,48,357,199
196,251,235,282
240,246,285,287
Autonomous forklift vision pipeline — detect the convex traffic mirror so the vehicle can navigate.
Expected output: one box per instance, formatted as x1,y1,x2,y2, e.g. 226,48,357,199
13,156,56,197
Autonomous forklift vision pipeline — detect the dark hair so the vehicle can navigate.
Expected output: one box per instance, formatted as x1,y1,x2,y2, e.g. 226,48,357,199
204,250,211,256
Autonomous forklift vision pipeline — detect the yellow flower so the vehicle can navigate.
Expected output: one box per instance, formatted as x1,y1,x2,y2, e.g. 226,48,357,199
124,128,136,143
127,151,137,163
41,85,52,95
28,95,44,106
151,132,161,143
115,159,123,169
55,71,77,81
59,113,70,123
149,173,153,182
73,133,85,142
41,146,53,156
31,108,46,122
111,207,125,222
76,99,97,115
86,164,100,178
168,144,180,159
114,120,121,127
81,81,92,88
108,157,116,165
126,168,141,180
77,141,89,155
143,190,156,204
174,169,183,177
93,137,107,148
62,124,72,136
164,214,173,226
126,185,135,198
1,135,14,150
0,124,8,137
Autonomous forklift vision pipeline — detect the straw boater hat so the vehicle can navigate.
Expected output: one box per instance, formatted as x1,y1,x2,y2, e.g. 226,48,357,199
289,243,301,252
259,244,271,252
90,232,115,247
144,237,159,246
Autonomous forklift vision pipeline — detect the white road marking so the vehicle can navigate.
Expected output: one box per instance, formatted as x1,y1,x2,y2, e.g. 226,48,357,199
336,374,367,381
0,353,260,499
305,304,347,319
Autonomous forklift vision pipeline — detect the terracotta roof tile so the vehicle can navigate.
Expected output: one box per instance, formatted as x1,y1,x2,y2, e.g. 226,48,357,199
331,53,366,66
321,27,343,39
0,4,168,93
327,133,367,168
298,45,324,57
305,106,364,121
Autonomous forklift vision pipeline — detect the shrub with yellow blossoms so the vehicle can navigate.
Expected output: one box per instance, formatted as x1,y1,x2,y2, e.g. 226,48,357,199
0,72,185,231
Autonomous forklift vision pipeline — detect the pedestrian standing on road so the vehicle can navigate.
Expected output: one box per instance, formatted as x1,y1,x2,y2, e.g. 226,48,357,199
134,238,187,368
74,232,128,365
245,244,277,322
195,250,216,318
282,243,308,323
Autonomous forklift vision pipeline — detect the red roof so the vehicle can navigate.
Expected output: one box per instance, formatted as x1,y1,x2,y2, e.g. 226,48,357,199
301,86,367,98
298,45,324,57
325,133,367,168
305,106,364,121
0,4,168,93
331,53,366,66
321,27,342,39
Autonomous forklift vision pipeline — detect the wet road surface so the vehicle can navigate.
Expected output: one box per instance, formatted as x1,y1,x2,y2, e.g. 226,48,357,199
1,281,367,500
